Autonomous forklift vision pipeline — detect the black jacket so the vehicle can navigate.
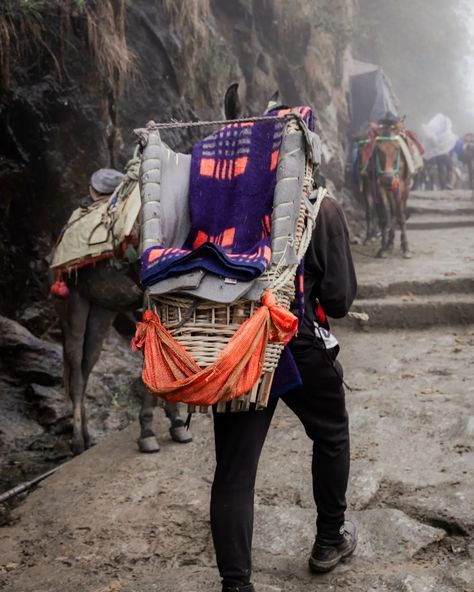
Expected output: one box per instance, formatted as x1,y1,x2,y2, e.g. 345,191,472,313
292,195,357,347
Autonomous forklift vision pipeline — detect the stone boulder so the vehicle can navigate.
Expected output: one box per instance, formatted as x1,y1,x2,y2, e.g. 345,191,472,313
0,315,62,386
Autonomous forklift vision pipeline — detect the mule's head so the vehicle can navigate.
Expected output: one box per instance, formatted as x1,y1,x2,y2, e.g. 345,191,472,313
373,123,403,191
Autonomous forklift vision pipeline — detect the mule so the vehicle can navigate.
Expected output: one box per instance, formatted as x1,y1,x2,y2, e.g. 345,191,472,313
53,258,192,455
371,121,412,258
51,174,194,455
352,133,380,244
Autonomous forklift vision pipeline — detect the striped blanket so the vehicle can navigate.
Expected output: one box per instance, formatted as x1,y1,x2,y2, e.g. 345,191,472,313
140,107,313,287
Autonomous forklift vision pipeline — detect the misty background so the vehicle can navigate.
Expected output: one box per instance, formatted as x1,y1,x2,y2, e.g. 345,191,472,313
0,0,474,486
355,0,474,132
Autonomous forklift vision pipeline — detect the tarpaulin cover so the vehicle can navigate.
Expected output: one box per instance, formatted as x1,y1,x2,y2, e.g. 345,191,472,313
349,60,400,135
421,114,458,160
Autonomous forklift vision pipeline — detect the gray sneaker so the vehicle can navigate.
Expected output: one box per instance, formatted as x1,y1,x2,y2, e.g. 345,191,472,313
309,521,357,573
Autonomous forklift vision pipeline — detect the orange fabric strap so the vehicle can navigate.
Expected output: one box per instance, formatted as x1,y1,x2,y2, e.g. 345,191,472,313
132,290,298,406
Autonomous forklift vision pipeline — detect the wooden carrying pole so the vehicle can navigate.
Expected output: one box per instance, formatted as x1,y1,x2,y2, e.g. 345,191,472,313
0,466,60,504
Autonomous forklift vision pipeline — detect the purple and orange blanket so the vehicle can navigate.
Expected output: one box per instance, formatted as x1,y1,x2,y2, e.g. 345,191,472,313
141,107,314,287
141,107,315,400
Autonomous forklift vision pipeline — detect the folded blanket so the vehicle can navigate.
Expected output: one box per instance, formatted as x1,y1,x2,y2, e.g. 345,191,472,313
141,107,313,287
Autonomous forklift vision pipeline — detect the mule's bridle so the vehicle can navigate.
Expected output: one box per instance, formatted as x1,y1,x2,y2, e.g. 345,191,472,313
374,135,401,179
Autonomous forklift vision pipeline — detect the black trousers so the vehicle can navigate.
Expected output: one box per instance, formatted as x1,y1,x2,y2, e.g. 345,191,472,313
210,342,350,588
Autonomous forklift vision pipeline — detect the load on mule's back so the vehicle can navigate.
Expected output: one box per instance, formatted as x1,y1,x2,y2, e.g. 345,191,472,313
132,91,324,412
352,113,423,257
365,113,423,259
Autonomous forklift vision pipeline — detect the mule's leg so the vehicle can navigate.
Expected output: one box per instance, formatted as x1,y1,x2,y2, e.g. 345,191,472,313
398,187,412,258
387,192,397,252
166,401,193,444
364,186,374,244
138,386,161,453
377,189,390,258
369,189,380,240
81,304,116,449
58,290,90,455
364,205,371,244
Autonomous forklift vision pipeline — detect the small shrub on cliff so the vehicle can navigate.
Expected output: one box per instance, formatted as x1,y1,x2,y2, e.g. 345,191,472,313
0,0,133,93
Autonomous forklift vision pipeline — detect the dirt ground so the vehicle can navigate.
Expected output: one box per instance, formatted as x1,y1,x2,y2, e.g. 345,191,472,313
1,190,473,592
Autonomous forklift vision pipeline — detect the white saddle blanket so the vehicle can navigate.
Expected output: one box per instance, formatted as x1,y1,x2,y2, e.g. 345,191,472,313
51,184,141,270
397,136,423,175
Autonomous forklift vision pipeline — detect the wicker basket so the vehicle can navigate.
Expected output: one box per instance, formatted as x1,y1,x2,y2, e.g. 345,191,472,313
139,117,323,412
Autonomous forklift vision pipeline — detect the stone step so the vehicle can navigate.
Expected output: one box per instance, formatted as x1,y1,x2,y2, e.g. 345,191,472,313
407,204,474,217
357,276,474,299
406,216,474,230
411,189,473,201
346,293,474,329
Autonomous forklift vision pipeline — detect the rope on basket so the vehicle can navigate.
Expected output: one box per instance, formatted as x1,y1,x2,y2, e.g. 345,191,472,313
139,113,304,132
266,187,327,293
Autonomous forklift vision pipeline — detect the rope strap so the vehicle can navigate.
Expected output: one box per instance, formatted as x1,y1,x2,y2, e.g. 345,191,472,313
131,290,298,406
266,187,326,293
140,112,303,131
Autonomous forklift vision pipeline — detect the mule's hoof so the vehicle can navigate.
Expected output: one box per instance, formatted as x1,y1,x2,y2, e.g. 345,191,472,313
170,425,193,444
402,250,413,259
376,249,388,259
83,434,94,450
71,439,85,456
138,436,160,453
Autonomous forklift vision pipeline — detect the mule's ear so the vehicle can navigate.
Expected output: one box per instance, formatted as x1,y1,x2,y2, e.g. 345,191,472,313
224,82,242,120
370,121,380,136
395,121,404,134
265,90,280,113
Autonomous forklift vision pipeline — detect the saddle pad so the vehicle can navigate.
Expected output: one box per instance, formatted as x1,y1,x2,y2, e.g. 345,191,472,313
51,184,141,270
397,136,416,175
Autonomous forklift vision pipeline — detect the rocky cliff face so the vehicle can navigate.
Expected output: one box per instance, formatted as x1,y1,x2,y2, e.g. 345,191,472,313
0,0,355,319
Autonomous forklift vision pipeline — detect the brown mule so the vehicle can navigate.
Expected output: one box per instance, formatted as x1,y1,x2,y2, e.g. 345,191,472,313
371,121,412,259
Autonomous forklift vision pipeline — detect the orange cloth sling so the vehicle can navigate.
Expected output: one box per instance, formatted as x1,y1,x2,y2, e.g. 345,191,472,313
131,290,298,406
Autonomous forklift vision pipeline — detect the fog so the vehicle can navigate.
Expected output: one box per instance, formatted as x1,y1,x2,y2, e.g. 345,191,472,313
354,0,474,134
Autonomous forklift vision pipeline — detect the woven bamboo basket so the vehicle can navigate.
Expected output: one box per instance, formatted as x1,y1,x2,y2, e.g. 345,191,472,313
140,117,323,413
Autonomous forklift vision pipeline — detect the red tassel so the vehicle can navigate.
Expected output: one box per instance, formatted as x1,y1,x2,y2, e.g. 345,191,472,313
50,280,70,299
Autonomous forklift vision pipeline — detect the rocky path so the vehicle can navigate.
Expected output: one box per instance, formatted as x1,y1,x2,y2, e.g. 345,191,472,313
1,190,473,592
